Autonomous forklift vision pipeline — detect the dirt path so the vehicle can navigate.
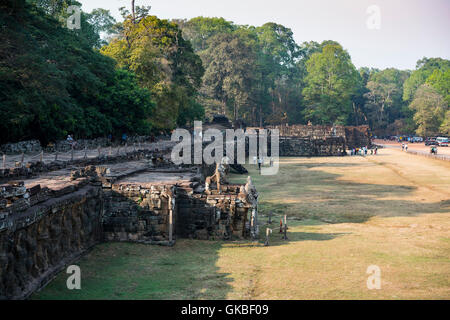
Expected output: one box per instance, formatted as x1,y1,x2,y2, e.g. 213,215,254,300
364,148,450,198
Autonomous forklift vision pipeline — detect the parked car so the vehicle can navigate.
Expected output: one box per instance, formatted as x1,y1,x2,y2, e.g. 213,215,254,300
425,138,438,146
412,136,423,143
436,137,449,147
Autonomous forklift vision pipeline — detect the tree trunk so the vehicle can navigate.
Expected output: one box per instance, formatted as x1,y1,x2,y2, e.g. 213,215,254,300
260,105,263,128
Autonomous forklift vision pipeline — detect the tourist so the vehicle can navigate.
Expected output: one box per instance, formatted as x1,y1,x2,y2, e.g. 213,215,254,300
270,157,274,167
405,144,408,152
122,133,127,145
257,157,262,173
253,156,257,165
66,134,76,148
374,146,378,155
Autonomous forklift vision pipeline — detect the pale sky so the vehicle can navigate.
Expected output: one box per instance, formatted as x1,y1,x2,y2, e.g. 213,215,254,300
78,0,450,70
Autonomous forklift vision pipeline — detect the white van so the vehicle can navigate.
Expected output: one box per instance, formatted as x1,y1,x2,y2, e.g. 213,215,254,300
436,137,449,147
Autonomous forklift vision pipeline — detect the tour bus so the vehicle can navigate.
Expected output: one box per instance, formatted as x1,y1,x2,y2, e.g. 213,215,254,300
436,137,449,147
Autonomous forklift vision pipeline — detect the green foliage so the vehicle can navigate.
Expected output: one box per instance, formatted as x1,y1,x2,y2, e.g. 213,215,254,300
409,84,447,136
399,57,450,136
3,2,450,142
179,18,305,125
363,68,410,132
302,43,359,125
101,15,205,129
403,57,450,102
175,17,236,52
200,32,258,121
0,1,154,144
426,68,450,105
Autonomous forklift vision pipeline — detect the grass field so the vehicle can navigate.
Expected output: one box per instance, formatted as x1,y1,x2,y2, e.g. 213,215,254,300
33,148,450,300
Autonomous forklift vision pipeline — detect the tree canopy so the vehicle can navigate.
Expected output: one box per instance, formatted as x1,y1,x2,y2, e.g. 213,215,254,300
302,44,359,125
101,14,204,129
0,0,154,144
1,1,449,145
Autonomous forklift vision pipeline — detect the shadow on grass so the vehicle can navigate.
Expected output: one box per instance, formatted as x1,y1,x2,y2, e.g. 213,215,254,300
32,240,233,300
233,231,349,248
32,225,350,300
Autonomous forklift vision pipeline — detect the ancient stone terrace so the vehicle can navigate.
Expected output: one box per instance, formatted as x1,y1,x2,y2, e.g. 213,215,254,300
0,154,257,299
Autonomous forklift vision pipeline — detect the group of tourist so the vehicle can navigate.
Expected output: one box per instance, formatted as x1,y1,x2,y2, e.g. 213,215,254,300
350,146,377,156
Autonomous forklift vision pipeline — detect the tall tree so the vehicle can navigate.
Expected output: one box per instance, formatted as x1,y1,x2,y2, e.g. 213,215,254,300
254,23,304,125
200,32,258,122
101,15,205,129
409,84,447,136
0,0,155,144
302,43,359,125
403,57,450,102
363,68,410,133
175,17,235,52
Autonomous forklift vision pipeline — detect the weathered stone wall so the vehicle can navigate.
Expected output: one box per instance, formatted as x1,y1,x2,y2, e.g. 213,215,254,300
271,124,347,139
102,182,253,243
102,184,176,245
344,126,371,149
0,185,103,300
0,140,42,154
176,184,251,240
268,124,371,155
0,136,165,154
279,137,346,156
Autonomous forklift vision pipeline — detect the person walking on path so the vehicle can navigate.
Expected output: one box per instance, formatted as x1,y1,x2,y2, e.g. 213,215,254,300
67,134,77,148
